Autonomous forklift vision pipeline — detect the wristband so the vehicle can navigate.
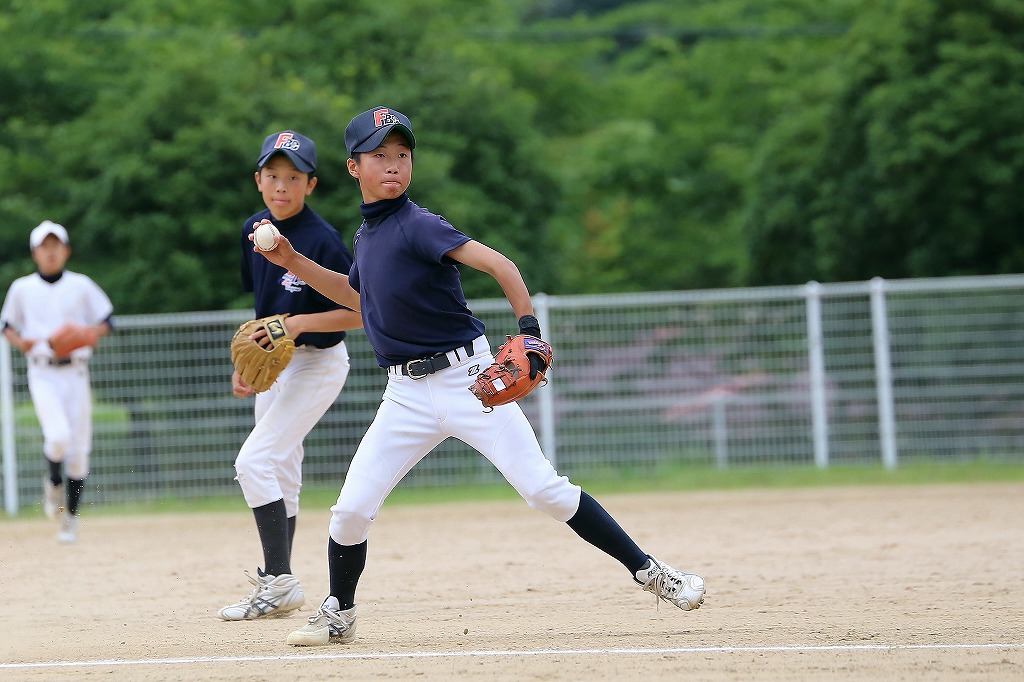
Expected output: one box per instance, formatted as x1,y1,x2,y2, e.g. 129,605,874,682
518,314,542,339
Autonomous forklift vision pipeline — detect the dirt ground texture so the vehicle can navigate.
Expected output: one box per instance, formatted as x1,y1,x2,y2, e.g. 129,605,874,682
1,483,1023,681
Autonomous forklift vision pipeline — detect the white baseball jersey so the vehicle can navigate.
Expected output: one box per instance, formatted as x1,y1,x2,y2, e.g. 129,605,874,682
1,271,113,361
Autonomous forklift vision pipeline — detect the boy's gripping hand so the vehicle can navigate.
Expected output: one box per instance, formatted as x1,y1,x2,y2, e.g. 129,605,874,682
249,220,294,267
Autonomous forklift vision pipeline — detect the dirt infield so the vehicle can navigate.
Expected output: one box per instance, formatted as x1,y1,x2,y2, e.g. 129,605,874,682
2,483,1023,681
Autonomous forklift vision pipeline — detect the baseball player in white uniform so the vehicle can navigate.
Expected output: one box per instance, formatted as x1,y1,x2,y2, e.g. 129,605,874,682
216,130,363,622
1,220,113,544
249,106,707,646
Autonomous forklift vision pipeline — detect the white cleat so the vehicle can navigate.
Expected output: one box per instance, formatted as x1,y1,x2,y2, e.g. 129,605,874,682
287,597,357,646
218,569,305,620
636,555,706,611
57,512,79,544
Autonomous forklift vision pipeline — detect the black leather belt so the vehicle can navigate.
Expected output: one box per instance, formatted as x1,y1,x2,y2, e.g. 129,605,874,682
399,342,476,379
32,357,75,367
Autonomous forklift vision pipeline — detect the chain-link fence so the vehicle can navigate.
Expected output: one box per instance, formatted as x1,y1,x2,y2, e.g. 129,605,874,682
5,274,1024,514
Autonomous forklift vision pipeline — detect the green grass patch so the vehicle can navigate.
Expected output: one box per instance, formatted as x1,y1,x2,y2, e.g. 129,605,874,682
12,400,128,427
574,459,1024,493
25,459,1023,520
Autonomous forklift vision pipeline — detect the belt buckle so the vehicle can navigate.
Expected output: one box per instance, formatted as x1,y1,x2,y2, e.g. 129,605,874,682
405,359,429,380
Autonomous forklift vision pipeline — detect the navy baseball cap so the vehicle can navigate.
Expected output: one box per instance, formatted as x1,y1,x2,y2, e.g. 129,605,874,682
257,130,317,173
344,107,415,157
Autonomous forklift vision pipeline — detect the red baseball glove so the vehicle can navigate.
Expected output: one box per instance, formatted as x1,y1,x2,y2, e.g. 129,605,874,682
469,334,553,411
48,323,100,358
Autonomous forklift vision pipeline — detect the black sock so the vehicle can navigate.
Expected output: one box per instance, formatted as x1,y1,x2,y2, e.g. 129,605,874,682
66,478,85,515
288,515,297,556
48,461,62,486
566,492,649,574
328,538,367,611
253,499,291,576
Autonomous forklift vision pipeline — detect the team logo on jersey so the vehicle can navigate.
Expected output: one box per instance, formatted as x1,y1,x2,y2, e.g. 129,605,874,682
373,108,401,128
467,364,481,376
280,271,305,293
273,132,302,152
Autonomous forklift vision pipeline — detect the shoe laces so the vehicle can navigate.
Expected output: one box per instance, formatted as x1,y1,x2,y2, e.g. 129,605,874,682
308,604,351,635
642,561,691,610
233,570,264,605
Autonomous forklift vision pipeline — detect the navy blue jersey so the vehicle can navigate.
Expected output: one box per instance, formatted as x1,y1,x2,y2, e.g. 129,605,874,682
240,205,354,348
348,197,485,367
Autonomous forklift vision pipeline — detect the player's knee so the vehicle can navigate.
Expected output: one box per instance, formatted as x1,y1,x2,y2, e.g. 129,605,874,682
329,506,374,546
45,438,69,461
232,457,273,500
232,452,268,482
523,479,581,522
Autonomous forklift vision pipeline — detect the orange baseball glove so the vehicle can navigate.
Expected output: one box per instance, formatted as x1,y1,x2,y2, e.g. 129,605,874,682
48,323,100,358
469,334,553,411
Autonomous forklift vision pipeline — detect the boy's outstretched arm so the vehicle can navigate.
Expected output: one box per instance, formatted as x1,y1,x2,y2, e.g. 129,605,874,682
447,240,534,319
248,221,360,311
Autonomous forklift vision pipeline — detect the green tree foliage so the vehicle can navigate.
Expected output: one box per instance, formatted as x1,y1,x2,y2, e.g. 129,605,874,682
0,0,1022,313
0,0,561,309
534,0,858,292
747,0,1024,283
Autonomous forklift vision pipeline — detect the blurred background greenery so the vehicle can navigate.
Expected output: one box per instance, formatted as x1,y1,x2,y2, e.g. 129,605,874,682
1,0,1022,313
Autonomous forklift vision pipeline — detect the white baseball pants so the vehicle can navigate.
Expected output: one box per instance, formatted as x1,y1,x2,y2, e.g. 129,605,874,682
329,336,581,546
234,342,350,516
27,362,92,480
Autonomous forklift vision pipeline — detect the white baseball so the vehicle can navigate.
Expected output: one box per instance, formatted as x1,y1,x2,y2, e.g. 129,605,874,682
253,223,280,251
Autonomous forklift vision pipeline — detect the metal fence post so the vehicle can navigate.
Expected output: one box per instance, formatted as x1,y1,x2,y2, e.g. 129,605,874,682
1,337,18,515
805,281,830,468
533,293,556,468
870,277,898,469
713,395,728,469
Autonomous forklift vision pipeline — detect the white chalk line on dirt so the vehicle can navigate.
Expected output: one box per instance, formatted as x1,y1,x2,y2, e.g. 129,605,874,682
4,643,1023,670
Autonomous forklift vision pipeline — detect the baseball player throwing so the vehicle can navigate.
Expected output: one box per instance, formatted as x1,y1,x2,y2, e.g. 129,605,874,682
217,130,363,622
1,220,113,544
250,106,706,646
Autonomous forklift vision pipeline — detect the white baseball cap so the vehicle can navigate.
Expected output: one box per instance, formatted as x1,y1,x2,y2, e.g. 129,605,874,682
29,220,70,249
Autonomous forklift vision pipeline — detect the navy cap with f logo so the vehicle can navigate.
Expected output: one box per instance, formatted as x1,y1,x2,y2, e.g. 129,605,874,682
257,130,317,173
344,107,416,157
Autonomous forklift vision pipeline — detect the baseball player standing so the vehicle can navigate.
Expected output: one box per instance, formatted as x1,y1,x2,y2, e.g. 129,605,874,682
217,130,363,622
250,107,706,646
1,221,113,544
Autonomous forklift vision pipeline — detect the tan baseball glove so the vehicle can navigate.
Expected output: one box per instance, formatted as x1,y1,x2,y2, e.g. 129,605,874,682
469,334,553,411
230,314,295,393
48,323,100,358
